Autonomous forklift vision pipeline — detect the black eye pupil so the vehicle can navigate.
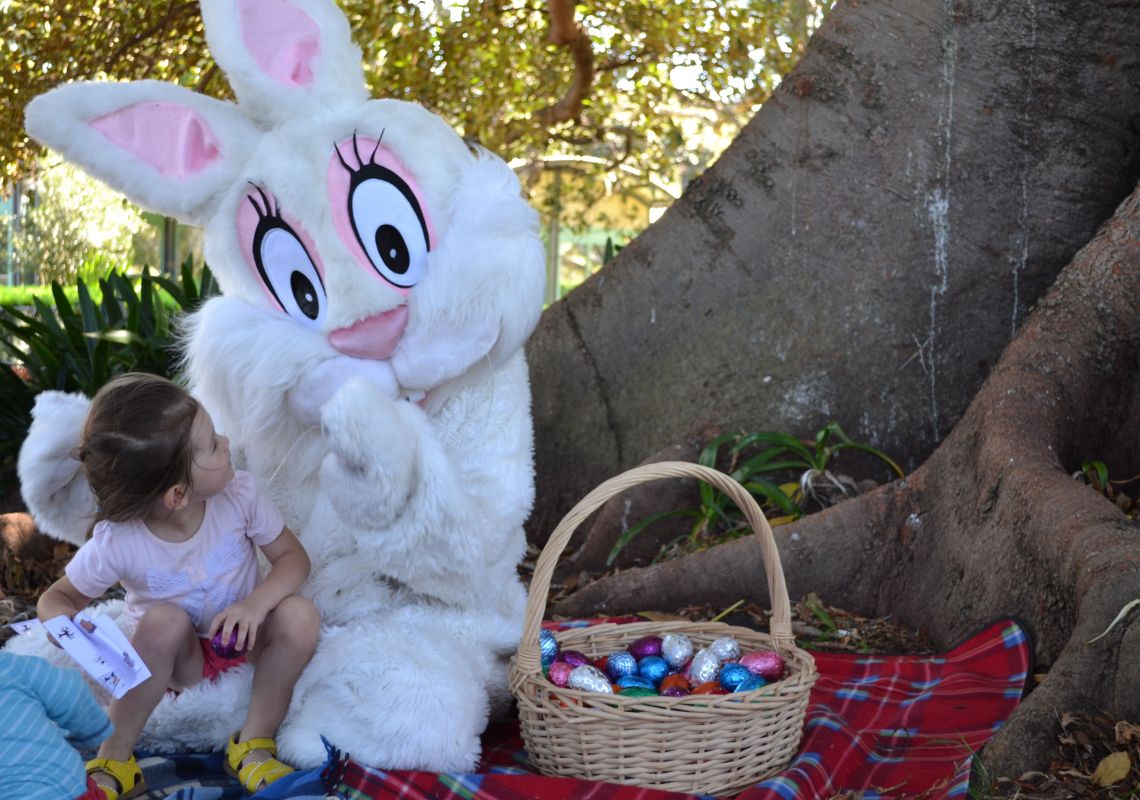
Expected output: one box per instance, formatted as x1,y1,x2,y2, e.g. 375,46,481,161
376,225,409,274
290,271,320,320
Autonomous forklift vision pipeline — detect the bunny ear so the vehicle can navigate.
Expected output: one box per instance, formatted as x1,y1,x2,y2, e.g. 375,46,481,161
24,80,258,226
201,0,368,125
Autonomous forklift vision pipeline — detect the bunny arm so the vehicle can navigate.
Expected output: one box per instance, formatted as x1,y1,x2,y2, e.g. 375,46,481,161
316,353,535,606
17,391,97,547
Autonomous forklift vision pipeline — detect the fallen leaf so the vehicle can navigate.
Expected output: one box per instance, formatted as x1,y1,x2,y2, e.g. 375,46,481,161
1091,751,1131,787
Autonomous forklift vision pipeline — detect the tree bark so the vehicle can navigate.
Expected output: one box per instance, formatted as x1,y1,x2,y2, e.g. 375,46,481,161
552,184,1140,776
525,0,1140,545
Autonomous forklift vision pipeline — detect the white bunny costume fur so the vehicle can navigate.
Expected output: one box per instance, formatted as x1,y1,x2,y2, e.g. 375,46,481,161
10,0,545,771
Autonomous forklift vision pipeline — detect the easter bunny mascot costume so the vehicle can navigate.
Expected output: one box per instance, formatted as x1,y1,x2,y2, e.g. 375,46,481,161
12,0,546,771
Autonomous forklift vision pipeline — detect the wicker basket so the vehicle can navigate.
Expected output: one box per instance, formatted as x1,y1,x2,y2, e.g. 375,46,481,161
509,461,818,796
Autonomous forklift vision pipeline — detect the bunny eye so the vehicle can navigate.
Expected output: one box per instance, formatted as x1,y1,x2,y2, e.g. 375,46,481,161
252,215,327,328
347,163,429,289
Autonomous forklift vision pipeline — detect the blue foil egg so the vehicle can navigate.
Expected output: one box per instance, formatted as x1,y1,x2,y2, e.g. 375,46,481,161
719,663,753,691
734,674,768,693
539,629,560,666
637,655,670,686
616,674,656,690
606,651,638,681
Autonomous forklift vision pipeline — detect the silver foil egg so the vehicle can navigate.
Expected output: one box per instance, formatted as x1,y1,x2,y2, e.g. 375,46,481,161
567,664,614,693
687,648,721,685
710,636,741,662
661,633,693,669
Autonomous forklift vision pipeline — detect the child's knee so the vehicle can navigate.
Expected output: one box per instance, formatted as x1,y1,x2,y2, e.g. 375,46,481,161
135,604,196,651
274,595,320,651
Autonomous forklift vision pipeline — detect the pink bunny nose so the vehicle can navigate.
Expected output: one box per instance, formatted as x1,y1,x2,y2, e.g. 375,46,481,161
328,306,408,360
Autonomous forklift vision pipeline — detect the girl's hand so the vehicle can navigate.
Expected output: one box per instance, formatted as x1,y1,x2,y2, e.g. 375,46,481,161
208,597,270,653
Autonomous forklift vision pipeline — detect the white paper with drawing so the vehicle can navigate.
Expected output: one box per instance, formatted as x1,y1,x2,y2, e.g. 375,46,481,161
42,612,150,699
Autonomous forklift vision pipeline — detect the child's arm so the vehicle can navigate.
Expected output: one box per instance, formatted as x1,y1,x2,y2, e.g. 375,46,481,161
208,526,310,651
19,653,114,749
37,574,97,623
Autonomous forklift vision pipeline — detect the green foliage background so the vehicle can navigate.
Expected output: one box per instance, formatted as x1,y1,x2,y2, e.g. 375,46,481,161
1,0,829,199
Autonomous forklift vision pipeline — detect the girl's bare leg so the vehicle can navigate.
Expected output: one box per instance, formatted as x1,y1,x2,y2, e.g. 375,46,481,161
239,594,319,741
93,603,203,787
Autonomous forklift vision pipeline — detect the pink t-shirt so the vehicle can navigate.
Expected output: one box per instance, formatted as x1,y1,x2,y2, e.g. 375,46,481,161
66,471,285,637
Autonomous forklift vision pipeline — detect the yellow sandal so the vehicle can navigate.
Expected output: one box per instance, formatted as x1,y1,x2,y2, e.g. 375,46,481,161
224,731,295,793
85,755,147,800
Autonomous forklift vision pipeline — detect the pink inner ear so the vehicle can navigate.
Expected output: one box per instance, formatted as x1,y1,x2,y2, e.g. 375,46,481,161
238,0,321,87
92,103,220,179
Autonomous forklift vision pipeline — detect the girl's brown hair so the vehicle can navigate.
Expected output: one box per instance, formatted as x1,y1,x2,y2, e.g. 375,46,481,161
77,373,200,522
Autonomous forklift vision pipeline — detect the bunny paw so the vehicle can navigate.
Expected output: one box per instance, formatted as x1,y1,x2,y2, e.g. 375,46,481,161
319,377,421,525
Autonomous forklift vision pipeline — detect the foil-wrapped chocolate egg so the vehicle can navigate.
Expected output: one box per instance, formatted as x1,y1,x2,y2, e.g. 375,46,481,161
710,636,741,662
734,674,767,693
637,655,669,686
616,675,655,691
620,687,659,697
548,660,575,687
628,635,663,660
690,681,724,695
605,651,638,681
539,629,560,666
567,664,613,693
560,649,591,668
718,663,752,691
739,650,786,682
211,630,245,659
661,633,693,669
659,673,691,693
661,686,690,697
687,648,720,685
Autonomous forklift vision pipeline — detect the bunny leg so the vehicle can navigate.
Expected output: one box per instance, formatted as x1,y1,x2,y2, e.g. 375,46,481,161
276,618,488,771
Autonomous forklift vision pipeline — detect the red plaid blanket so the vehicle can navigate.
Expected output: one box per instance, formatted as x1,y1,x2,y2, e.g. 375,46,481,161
327,619,1030,800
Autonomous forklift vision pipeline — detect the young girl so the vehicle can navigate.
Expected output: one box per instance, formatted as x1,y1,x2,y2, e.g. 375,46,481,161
37,373,320,800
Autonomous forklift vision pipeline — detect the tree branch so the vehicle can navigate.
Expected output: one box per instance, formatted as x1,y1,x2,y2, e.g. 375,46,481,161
536,0,595,128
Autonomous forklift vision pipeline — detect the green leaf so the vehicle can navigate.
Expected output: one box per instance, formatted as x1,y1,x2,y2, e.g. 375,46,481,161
733,431,814,463
1083,460,1110,493
804,592,836,633
742,479,801,516
606,509,698,566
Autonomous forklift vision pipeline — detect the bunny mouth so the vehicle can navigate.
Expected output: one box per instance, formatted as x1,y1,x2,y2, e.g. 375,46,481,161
328,306,409,360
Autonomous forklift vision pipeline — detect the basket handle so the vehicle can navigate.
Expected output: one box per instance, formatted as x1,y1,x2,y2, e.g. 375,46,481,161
518,461,796,674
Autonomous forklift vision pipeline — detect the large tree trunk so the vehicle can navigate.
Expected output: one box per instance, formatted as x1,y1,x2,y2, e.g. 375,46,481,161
552,184,1140,776
525,0,1140,544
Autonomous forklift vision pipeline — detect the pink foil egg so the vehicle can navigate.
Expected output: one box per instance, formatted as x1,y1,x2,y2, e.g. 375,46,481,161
740,650,786,682
548,661,575,687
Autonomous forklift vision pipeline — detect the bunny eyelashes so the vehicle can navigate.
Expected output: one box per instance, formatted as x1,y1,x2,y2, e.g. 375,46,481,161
332,131,432,290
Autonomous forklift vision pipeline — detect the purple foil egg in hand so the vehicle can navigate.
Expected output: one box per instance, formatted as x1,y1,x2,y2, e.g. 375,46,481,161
211,630,245,659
